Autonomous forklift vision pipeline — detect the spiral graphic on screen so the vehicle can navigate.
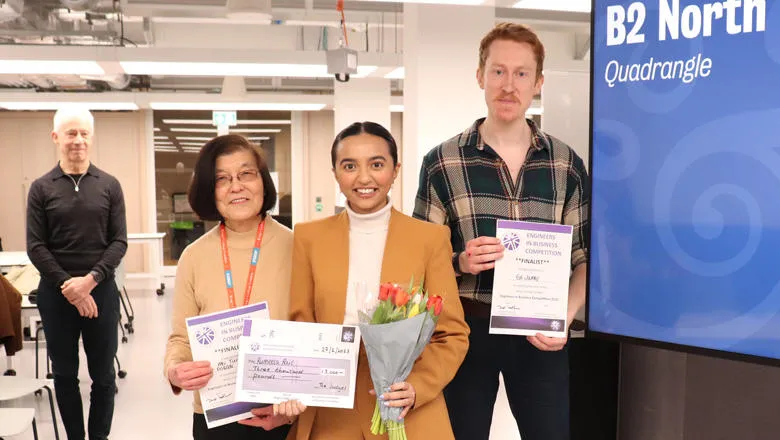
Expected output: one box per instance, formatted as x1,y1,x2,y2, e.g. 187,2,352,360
196,327,215,345
624,41,703,114
654,110,780,277
502,233,521,251
592,119,641,181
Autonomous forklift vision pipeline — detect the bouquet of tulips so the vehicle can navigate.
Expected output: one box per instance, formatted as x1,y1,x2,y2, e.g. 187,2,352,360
356,277,444,440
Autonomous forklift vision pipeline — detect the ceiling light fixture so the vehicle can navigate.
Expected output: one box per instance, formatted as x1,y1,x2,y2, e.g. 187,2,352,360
162,119,292,125
0,101,138,110
168,127,281,133
372,0,484,5
512,0,590,12
123,62,376,79
384,67,405,79
150,102,327,111
0,60,105,75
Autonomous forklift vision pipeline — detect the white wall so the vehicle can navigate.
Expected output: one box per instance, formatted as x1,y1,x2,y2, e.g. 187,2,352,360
401,4,494,213
297,109,405,220
541,71,591,168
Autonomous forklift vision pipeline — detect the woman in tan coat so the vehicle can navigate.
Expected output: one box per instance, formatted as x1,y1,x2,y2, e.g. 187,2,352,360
164,134,294,440
279,122,470,439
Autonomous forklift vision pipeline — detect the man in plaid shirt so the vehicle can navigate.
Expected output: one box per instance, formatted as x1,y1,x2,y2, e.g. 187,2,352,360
413,23,590,440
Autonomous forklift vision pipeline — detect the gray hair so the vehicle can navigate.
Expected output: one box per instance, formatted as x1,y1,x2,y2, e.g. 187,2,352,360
52,107,94,132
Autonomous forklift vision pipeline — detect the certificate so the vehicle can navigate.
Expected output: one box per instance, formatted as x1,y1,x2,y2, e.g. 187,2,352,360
490,220,573,337
185,302,270,429
235,319,360,409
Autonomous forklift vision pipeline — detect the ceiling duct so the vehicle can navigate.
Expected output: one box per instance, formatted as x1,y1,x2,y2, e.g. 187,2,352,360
80,73,131,90
0,0,23,23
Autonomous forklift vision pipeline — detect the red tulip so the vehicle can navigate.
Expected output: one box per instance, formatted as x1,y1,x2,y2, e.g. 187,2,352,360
378,283,392,301
394,288,411,307
388,285,399,302
427,295,443,316
434,299,443,316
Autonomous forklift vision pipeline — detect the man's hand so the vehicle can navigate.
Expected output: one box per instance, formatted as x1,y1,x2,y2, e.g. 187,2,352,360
527,263,587,352
458,236,505,275
237,406,294,430
74,295,99,319
61,275,98,305
527,333,568,351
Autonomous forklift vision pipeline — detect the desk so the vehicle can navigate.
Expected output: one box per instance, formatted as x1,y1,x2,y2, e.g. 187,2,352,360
0,252,30,271
127,232,166,295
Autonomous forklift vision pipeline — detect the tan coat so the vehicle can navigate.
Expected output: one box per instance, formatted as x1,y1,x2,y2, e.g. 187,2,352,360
287,209,469,440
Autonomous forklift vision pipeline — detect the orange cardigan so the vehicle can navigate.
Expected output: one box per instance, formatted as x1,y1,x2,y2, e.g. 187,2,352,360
287,208,469,440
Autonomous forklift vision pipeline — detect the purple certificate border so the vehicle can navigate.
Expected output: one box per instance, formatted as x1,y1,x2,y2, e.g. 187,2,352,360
490,316,566,332
242,319,253,336
205,401,269,422
496,220,572,234
186,302,268,326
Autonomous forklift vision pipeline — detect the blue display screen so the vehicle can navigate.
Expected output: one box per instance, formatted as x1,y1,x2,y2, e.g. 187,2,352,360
588,0,780,361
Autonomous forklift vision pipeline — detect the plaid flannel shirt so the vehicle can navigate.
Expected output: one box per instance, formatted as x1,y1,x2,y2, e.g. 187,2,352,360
413,118,590,304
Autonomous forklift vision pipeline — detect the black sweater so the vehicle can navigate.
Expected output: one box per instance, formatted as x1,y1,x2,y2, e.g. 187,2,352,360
26,163,128,287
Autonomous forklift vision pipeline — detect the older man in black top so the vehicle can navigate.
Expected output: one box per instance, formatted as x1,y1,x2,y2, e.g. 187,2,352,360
26,107,127,440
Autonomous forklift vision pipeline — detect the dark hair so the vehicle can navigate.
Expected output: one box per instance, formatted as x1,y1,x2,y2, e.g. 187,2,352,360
188,134,277,221
330,121,398,168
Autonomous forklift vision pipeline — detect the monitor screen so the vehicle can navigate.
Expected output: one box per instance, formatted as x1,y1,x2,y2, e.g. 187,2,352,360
588,0,780,363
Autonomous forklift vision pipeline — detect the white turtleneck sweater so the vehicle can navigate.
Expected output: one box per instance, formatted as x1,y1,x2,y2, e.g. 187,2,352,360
343,199,392,325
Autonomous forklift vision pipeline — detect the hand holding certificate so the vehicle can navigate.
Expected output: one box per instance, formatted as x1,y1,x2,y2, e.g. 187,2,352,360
490,220,573,338
185,302,270,428
236,319,361,409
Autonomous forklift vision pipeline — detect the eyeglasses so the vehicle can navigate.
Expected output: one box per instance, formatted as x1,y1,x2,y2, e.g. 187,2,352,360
215,169,260,188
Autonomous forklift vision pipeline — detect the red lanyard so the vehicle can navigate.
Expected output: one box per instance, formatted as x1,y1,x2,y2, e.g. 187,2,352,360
219,220,265,309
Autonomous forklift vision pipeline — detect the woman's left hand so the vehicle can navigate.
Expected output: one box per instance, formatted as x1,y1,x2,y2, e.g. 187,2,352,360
370,381,416,419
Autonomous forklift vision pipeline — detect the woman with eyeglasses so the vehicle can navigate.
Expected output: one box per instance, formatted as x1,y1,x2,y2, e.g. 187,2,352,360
164,134,294,440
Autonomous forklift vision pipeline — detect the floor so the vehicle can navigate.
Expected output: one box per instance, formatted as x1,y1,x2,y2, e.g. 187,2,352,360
0,276,521,440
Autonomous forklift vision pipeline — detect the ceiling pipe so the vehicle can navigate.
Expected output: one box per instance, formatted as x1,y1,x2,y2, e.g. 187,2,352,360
59,0,101,12
80,73,131,90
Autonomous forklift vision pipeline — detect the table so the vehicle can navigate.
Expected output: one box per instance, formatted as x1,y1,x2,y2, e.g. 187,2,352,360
127,232,166,295
0,252,30,271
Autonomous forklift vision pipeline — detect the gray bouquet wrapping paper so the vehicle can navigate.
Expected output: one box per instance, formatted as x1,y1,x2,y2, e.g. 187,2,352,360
357,312,438,424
